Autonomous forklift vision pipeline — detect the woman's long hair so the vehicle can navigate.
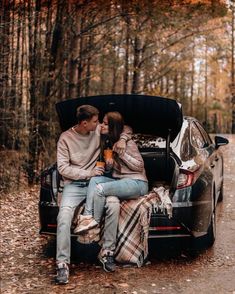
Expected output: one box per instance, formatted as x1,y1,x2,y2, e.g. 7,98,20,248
100,111,124,148
100,112,124,163
105,111,124,145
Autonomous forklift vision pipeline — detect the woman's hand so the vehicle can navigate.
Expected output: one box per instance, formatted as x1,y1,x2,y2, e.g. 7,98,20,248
113,138,126,156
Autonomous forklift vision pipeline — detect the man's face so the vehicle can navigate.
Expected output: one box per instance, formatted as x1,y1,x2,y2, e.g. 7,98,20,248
84,115,99,132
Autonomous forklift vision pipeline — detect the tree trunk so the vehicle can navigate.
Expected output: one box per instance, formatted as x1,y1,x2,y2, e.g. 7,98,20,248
231,0,235,133
190,41,195,116
84,36,92,97
27,0,41,184
131,36,141,94
0,1,10,147
123,15,130,94
77,16,85,98
173,72,178,99
100,55,105,94
204,38,208,129
68,18,81,98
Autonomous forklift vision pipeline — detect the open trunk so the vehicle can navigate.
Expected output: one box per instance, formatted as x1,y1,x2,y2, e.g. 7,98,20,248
56,95,182,140
40,94,184,235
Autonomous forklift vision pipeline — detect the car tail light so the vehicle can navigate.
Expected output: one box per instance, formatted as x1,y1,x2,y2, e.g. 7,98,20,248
176,170,194,189
47,224,57,228
150,226,182,231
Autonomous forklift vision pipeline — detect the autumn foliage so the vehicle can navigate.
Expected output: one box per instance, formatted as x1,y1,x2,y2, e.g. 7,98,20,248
0,0,233,189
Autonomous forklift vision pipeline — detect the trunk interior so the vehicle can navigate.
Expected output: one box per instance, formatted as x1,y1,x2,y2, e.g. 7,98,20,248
52,148,179,199
140,148,179,194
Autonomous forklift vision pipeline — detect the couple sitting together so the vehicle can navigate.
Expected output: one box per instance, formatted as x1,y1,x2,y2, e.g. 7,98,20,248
56,104,148,284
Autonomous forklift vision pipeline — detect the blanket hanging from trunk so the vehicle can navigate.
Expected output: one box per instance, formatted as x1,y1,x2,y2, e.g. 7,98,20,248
114,186,172,267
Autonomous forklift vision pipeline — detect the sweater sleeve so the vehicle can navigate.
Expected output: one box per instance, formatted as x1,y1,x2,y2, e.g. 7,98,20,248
118,140,144,172
119,125,133,141
57,135,92,180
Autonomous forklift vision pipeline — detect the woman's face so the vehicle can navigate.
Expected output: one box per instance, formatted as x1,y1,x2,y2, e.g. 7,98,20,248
100,115,109,134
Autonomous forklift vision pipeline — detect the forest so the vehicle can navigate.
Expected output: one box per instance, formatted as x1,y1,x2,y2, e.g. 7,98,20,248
0,0,234,192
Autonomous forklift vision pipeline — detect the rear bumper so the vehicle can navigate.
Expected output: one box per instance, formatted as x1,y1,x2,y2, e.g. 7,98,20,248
149,197,212,239
39,202,58,234
39,200,210,239
149,212,191,238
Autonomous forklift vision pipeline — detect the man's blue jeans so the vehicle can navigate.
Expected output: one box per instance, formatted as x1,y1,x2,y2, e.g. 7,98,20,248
56,181,87,264
56,180,120,264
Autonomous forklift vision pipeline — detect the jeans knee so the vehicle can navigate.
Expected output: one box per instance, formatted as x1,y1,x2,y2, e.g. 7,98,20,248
89,177,97,186
96,184,105,198
57,206,73,224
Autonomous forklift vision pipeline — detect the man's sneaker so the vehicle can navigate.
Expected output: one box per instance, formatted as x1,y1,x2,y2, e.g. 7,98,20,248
55,263,69,285
99,251,116,272
74,217,98,234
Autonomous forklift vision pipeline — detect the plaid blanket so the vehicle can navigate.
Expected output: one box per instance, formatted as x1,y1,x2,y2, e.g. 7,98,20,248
115,187,171,267
114,194,155,266
74,187,172,267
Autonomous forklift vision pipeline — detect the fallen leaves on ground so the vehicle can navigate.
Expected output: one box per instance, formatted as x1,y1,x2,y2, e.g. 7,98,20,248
1,138,235,294
0,187,136,294
0,187,54,293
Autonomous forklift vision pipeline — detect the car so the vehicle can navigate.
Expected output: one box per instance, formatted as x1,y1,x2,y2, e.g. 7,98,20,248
39,94,229,249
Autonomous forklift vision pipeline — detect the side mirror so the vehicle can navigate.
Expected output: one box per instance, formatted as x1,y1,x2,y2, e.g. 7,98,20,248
215,136,229,149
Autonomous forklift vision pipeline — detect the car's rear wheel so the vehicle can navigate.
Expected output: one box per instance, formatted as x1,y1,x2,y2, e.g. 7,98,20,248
190,195,216,252
205,199,216,247
218,180,224,202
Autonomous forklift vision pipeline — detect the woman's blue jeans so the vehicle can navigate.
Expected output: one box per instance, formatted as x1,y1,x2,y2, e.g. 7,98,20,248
84,176,149,223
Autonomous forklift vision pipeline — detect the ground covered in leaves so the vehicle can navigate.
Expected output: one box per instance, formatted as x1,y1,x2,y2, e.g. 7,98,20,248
1,135,235,293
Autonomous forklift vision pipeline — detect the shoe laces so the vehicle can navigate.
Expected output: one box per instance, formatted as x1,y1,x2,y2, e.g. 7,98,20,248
57,263,68,275
104,252,114,264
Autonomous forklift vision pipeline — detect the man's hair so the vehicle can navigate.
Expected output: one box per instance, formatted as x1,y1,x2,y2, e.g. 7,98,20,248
76,105,99,124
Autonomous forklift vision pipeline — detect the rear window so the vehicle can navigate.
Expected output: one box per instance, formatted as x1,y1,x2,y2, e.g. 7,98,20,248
180,128,196,161
191,122,210,149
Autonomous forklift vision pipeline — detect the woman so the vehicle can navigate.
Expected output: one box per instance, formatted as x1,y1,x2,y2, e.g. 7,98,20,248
76,111,148,271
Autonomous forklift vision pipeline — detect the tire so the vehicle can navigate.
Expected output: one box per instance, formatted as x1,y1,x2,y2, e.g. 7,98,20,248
190,196,216,251
205,204,216,247
218,180,224,202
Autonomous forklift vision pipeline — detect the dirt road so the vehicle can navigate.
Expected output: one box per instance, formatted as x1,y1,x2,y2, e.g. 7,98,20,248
1,135,235,294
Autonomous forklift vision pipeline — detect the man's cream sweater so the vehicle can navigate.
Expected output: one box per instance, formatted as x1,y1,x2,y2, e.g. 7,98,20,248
57,126,100,183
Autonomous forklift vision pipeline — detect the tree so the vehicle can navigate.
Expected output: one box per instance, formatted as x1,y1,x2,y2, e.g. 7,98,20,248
0,0,231,188
230,0,235,133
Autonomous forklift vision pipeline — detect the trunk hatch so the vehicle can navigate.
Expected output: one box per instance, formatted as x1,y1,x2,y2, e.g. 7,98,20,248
56,94,183,142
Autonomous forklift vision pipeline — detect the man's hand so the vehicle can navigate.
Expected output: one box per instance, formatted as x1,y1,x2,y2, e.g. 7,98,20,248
91,166,104,177
113,138,126,156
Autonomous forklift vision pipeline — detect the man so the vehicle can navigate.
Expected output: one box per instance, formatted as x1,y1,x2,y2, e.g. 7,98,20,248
56,105,130,284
